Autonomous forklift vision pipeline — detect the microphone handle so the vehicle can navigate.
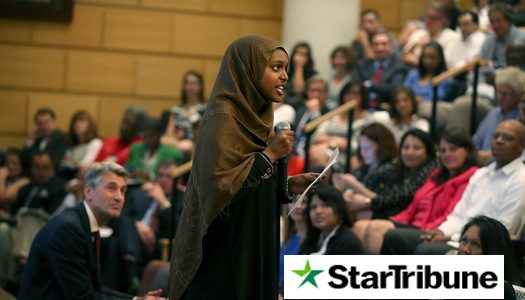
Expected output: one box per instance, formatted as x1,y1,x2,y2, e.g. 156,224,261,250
274,121,293,202
277,153,292,203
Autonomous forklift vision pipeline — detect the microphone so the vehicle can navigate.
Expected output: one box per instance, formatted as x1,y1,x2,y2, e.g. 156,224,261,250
275,121,292,202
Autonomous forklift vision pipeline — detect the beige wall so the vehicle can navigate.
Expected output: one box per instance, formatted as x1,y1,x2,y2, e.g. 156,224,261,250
0,0,283,148
282,0,360,81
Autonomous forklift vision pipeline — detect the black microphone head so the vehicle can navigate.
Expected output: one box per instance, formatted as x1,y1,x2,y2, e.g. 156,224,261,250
275,121,291,132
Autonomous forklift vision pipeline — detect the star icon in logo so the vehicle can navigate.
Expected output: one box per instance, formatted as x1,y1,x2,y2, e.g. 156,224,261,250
292,259,324,288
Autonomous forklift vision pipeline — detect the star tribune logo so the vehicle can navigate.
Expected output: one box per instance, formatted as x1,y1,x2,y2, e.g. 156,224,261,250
292,259,324,288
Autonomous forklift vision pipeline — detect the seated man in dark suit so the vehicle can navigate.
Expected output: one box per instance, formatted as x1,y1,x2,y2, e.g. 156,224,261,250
18,162,165,300
21,107,67,172
354,29,409,110
104,159,182,293
13,151,66,216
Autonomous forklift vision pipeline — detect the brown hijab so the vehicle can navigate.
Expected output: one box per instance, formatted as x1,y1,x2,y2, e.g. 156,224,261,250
169,35,287,299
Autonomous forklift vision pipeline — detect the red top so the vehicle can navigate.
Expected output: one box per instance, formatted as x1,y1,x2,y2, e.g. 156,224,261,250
391,166,479,231
94,136,142,166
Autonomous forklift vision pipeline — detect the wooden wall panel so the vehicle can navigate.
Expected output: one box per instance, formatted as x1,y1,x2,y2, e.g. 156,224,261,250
273,0,283,19
0,19,32,43
240,19,281,41
208,0,275,17
0,91,29,134
32,5,104,47
136,56,203,98
104,9,172,52
0,136,27,149
27,93,100,132
141,0,207,11
0,45,66,89
66,50,136,94
77,0,140,6
203,59,221,99
172,14,240,57
400,0,428,28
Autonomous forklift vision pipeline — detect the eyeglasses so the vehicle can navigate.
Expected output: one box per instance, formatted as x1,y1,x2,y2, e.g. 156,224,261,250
492,131,515,141
425,14,442,21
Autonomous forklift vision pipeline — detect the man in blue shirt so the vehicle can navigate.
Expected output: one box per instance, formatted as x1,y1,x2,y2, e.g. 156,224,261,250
473,67,524,164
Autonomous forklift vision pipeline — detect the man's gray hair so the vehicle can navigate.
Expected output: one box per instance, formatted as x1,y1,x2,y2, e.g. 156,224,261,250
84,162,128,188
495,67,525,99
306,75,328,92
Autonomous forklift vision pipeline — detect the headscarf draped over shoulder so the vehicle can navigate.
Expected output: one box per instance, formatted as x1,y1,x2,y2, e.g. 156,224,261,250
169,35,287,299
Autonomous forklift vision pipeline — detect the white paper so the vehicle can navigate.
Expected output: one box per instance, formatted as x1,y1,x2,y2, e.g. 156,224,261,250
287,147,339,216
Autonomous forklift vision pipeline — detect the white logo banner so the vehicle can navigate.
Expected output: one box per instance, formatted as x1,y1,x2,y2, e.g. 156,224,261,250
284,255,504,299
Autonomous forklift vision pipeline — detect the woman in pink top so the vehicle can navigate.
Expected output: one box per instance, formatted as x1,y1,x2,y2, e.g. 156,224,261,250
353,130,479,254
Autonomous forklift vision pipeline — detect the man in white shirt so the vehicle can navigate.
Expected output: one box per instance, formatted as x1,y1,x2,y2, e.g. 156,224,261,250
441,11,494,134
445,11,486,69
381,120,525,254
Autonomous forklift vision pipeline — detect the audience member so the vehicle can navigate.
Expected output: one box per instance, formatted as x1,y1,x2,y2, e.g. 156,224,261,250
404,42,454,102
162,70,206,154
513,0,525,27
284,42,318,108
445,11,486,69
299,184,364,255
175,70,207,121
333,129,436,222
506,40,525,71
436,11,494,135
0,149,29,288
10,151,67,279
292,76,330,158
481,3,525,69
308,82,389,170
326,45,356,109
12,151,66,218
352,9,385,61
471,0,492,33
21,107,67,172
473,67,525,164
95,106,148,165
456,215,519,300
354,30,409,110
402,1,460,67
404,42,460,133
18,162,165,300
457,216,517,281
60,110,102,180
439,0,461,30
357,130,479,254
347,122,398,182
0,222,11,288
0,149,29,216
410,120,525,255
127,118,183,181
384,87,429,143
329,123,397,218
